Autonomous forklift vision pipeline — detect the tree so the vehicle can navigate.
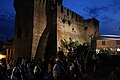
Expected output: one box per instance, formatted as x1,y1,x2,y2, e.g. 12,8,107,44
60,38,79,52
60,38,89,56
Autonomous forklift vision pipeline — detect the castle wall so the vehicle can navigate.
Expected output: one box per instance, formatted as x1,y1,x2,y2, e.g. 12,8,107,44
83,18,99,41
56,4,99,51
32,0,47,59
13,0,99,60
33,0,57,60
13,0,34,59
44,0,58,59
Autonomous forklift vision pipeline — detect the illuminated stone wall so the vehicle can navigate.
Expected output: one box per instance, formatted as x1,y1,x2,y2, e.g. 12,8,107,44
32,0,47,59
13,0,99,60
57,4,99,51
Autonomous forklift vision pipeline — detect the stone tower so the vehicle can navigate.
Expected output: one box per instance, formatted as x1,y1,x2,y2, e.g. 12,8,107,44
13,0,63,60
33,0,62,60
13,0,34,59
13,0,99,60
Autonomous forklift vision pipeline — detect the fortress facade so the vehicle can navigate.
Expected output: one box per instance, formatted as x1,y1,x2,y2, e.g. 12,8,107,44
13,0,99,60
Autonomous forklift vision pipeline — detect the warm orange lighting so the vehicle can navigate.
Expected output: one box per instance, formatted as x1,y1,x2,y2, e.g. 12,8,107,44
0,54,6,59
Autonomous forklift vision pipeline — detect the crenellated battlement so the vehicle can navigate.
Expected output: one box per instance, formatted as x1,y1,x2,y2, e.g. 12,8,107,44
83,18,99,26
36,0,83,22
57,4,83,22
37,0,63,7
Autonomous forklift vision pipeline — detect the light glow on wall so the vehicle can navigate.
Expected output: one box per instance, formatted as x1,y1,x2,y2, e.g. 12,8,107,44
0,54,6,59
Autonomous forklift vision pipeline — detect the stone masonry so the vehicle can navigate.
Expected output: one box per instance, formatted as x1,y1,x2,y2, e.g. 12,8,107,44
13,0,99,60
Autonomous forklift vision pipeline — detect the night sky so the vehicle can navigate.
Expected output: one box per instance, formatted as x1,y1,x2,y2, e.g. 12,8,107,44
0,0,120,41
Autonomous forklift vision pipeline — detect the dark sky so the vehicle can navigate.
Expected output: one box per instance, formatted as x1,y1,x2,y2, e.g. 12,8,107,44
0,0,120,41
0,0,15,41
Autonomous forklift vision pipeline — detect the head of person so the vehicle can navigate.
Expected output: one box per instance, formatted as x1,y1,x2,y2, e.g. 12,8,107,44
16,57,22,66
22,58,26,64
57,51,65,61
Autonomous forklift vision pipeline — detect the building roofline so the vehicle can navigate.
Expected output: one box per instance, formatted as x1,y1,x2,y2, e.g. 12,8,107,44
97,35,120,40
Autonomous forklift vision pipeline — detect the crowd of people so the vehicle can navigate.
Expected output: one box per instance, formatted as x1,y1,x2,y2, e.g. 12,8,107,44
0,50,90,80
1,50,119,80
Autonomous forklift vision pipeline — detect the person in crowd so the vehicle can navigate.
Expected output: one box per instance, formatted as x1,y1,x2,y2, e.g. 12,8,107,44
0,64,5,80
21,58,27,80
0,58,11,80
69,59,84,80
53,51,67,80
34,58,43,80
49,56,55,74
11,57,23,80
25,62,35,80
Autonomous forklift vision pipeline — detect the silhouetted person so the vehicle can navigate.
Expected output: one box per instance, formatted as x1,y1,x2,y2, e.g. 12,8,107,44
69,60,84,80
11,57,23,80
26,62,35,80
34,58,43,80
53,51,67,80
